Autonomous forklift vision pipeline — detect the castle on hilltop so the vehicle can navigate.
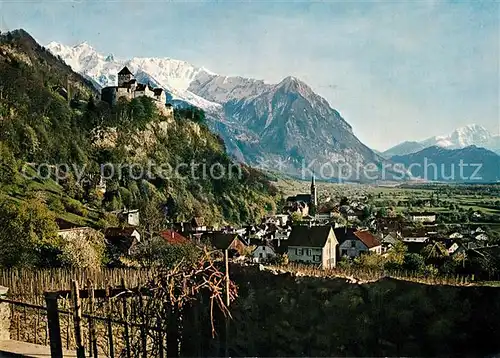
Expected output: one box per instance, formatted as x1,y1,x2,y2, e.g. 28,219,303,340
101,67,172,116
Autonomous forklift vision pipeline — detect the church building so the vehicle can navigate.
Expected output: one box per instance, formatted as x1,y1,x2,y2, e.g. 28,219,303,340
285,175,317,215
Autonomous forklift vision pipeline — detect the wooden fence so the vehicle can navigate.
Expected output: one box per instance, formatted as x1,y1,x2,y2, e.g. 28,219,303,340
1,278,224,358
268,263,478,286
0,268,155,298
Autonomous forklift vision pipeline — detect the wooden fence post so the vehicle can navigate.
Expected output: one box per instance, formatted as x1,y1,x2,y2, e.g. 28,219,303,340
180,303,196,357
71,280,85,358
166,305,180,358
45,292,63,358
157,312,164,358
87,280,98,358
138,294,147,358
105,286,115,358
121,278,131,358
224,249,230,358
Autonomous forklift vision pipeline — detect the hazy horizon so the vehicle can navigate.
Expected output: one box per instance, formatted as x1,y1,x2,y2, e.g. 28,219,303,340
1,1,498,151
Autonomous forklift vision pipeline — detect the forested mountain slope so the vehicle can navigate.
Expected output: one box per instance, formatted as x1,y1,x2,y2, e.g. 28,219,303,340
0,29,277,230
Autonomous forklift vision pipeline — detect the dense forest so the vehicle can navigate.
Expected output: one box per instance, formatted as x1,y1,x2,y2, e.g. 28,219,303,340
0,29,278,266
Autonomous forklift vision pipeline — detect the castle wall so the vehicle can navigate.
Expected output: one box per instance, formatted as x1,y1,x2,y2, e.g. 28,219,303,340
101,87,118,105
155,92,166,104
118,73,132,86
135,86,155,99
156,102,174,119
117,87,133,101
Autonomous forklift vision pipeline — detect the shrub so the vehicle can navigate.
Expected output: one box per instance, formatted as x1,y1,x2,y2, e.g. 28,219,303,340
63,198,87,217
267,253,289,265
133,237,202,268
0,197,59,267
58,228,106,268
47,196,65,213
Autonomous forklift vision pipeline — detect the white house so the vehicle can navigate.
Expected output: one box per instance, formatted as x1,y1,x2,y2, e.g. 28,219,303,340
287,226,338,268
471,227,486,234
472,211,482,219
449,232,464,239
447,242,460,254
335,228,382,258
408,212,436,223
265,214,289,227
120,209,140,227
475,233,489,241
251,240,277,263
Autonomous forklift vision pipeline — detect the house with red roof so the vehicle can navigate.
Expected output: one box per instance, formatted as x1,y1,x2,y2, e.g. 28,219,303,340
160,230,190,245
334,227,382,258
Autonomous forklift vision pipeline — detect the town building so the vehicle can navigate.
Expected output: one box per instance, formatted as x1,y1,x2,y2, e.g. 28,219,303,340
408,212,437,223
287,225,338,268
160,230,190,245
250,239,277,263
381,232,401,253
208,233,247,257
285,175,317,214
118,208,140,227
104,227,141,257
264,214,289,227
335,228,382,258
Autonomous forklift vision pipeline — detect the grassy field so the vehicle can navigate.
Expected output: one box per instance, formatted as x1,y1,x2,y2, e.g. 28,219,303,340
276,179,500,232
0,166,99,227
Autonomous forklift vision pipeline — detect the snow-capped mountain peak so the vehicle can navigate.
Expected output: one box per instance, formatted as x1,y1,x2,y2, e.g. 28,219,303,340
127,56,206,91
384,124,500,157
46,41,221,110
45,39,392,179
423,124,493,149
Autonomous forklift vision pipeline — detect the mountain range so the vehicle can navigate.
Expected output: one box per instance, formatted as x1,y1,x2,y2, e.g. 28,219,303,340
383,124,500,158
47,41,390,181
46,41,498,183
391,146,500,183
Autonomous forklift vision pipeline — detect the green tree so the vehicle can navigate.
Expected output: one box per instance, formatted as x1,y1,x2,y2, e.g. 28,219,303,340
402,253,426,273
58,229,106,268
134,237,201,268
0,142,17,186
377,207,388,217
386,241,407,267
0,197,59,267
291,212,303,224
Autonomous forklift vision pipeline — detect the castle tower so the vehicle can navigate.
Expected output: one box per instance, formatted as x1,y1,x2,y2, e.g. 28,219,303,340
117,66,133,87
310,174,317,207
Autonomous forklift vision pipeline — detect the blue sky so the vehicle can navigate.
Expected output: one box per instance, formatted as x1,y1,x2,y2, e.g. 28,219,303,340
1,0,498,150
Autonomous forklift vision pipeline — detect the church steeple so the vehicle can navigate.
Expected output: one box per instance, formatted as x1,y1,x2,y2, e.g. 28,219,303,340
310,174,317,207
